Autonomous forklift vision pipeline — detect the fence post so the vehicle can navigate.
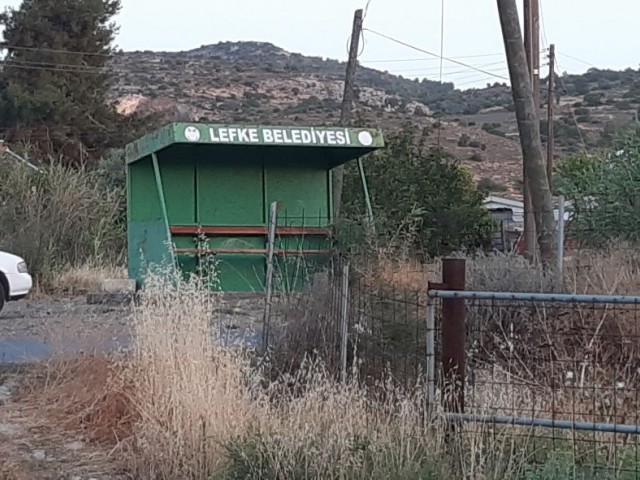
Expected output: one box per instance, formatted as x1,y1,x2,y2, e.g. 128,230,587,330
557,195,565,277
426,303,436,410
340,261,350,384
262,201,278,353
441,258,466,414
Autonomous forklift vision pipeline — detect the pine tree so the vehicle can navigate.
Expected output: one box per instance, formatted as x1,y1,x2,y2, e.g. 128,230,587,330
0,0,140,164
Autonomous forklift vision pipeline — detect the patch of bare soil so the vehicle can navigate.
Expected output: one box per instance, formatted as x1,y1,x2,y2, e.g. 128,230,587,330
0,360,130,480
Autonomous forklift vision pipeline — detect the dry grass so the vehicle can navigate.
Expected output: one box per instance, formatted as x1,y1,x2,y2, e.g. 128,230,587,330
113,273,533,479
6,247,640,478
50,263,127,295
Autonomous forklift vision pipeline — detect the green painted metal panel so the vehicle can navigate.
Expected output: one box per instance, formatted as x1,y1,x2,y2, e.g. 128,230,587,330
128,158,163,222
266,166,329,227
159,155,197,225
125,124,175,164
127,157,174,286
126,122,384,165
128,220,173,286
210,236,265,292
174,124,384,148
197,159,264,226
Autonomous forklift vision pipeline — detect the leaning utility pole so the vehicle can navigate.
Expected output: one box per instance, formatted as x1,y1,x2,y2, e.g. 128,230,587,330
333,8,363,220
546,44,556,189
521,0,539,259
497,0,555,262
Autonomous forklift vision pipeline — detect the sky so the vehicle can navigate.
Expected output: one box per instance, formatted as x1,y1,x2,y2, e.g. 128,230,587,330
1,0,639,89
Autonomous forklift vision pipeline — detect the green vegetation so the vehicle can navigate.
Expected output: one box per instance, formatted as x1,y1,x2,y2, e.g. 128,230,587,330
341,125,493,257
556,126,640,246
0,0,150,165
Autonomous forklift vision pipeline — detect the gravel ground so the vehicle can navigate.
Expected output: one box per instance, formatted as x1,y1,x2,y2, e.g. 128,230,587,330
0,294,267,364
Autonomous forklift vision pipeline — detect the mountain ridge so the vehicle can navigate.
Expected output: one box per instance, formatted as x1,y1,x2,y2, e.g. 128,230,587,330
110,41,640,197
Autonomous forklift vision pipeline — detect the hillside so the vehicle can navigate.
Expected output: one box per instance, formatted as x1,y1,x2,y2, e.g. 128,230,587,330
110,41,640,197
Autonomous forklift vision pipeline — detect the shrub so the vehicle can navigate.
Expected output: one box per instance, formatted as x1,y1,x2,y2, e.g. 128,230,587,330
583,92,603,106
457,133,470,147
0,162,126,284
470,151,484,162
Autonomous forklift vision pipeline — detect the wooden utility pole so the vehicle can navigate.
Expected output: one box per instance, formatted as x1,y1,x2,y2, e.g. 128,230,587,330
333,9,363,220
522,0,536,259
497,0,555,262
546,44,556,189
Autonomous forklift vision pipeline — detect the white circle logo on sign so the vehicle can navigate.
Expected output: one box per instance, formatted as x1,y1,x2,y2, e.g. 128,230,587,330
184,126,201,142
358,131,374,146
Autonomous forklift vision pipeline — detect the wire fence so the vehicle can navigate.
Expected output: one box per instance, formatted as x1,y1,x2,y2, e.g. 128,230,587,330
264,257,429,389
261,253,640,477
428,289,640,478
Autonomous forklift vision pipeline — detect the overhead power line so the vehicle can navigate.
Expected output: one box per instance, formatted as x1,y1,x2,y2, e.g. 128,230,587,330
557,52,595,68
363,53,505,63
0,43,113,57
363,28,509,81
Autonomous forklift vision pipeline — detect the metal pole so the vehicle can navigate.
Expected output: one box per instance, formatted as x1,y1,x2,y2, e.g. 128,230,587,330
426,303,436,409
441,258,466,414
151,153,177,270
428,290,640,305
557,194,565,276
357,157,375,231
443,413,640,435
262,201,278,352
340,261,350,384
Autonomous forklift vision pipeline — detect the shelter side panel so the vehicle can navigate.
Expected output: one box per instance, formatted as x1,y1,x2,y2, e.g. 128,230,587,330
127,158,173,283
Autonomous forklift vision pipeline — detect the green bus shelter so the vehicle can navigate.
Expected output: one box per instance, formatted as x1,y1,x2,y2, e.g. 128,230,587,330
125,122,384,292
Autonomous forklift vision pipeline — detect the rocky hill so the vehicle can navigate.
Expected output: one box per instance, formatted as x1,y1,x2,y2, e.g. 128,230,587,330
110,41,640,197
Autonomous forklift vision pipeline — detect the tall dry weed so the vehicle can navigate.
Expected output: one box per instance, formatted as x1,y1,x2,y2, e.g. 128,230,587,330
0,162,125,286
124,272,260,478
118,273,535,479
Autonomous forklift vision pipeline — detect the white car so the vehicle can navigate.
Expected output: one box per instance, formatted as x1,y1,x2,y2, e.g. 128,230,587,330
0,251,33,312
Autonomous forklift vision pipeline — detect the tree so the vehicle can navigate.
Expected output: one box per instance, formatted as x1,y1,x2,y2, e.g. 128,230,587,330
556,127,640,246
341,125,494,257
0,0,146,164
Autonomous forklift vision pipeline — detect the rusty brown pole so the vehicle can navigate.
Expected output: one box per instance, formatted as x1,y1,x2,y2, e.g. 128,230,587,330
441,258,466,414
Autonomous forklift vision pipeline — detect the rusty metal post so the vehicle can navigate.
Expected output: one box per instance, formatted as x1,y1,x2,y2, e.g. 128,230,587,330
441,258,466,414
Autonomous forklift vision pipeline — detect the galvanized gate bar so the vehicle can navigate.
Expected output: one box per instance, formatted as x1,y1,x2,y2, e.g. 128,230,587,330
443,413,640,435
428,290,640,305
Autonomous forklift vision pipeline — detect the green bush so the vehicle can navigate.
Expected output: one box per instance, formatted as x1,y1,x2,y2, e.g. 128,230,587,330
457,133,470,147
556,127,640,246
342,126,493,257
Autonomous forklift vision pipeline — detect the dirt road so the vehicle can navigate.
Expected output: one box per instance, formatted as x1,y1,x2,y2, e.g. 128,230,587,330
0,298,131,364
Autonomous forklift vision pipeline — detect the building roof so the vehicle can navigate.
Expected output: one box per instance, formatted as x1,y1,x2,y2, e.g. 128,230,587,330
125,122,385,166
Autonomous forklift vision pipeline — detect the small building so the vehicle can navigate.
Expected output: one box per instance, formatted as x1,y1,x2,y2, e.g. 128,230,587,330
125,122,384,292
483,195,572,253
